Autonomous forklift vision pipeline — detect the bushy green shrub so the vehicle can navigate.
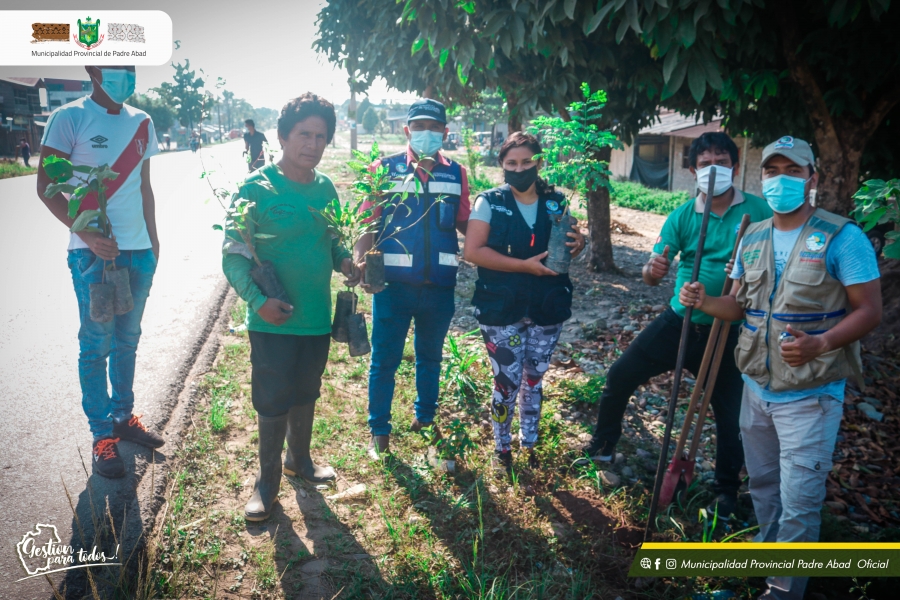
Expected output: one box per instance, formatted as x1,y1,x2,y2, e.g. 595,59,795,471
610,180,690,215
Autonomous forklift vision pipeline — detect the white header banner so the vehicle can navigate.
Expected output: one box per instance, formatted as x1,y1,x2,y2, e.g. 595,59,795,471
0,11,173,65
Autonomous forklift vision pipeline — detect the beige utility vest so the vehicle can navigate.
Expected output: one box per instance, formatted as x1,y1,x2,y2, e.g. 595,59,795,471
734,208,862,392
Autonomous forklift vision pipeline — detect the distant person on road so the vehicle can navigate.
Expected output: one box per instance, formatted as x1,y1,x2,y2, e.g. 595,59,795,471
243,118,268,172
354,99,472,461
19,138,31,166
577,132,773,520
164,133,171,151
464,132,584,476
36,65,164,479
223,93,361,521
679,136,882,600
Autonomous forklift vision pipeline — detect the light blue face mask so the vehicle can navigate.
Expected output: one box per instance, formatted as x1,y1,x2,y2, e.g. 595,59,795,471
762,174,810,214
409,129,444,157
99,68,136,104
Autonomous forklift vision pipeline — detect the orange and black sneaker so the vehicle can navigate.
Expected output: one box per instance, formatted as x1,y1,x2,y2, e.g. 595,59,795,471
112,414,165,449
92,437,125,479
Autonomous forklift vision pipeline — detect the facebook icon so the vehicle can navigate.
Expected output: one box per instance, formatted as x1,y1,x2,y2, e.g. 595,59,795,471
654,558,661,570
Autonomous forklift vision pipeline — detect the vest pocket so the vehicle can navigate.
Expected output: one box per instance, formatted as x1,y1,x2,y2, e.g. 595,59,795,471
437,197,460,231
741,268,767,297
472,282,515,326
778,345,844,389
531,282,573,326
782,268,827,311
735,324,766,378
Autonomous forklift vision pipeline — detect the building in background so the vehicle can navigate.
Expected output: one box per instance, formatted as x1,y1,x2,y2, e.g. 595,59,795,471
609,111,763,197
43,78,92,110
0,77,45,158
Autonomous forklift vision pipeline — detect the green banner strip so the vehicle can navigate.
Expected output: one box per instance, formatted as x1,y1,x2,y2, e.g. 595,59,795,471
629,549,900,577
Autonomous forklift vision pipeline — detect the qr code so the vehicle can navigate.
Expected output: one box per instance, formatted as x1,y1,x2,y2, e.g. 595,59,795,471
107,23,145,43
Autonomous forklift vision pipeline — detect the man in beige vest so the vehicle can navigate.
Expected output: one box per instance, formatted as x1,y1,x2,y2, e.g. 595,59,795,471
679,136,882,600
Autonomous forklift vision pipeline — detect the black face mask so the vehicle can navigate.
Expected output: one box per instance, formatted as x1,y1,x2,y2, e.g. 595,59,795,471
504,166,539,192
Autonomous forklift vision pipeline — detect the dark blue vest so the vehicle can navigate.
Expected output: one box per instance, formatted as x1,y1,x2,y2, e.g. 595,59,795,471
471,185,573,326
374,152,462,287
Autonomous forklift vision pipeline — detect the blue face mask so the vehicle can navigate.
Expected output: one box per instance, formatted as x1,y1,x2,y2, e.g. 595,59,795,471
99,69,136,104
762,174,810,214
409,129,444,157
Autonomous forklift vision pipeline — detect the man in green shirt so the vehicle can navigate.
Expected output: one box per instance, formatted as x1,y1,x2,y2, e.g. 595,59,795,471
223,93,360,521
578,132,772,519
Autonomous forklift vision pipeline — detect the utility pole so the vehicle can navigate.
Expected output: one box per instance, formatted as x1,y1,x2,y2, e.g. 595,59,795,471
348,58,358,155
216,98,222,141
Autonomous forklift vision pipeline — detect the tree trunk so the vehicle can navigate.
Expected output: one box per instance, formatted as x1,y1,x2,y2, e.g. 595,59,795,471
504,86,521,132
555,108,617,273
587,147,618,272
813,127,866,214
349,88,357,154
423,84,436,100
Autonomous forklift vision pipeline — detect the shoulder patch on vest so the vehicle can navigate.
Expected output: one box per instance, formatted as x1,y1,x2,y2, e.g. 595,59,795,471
395,162,408,174
545,199,560,213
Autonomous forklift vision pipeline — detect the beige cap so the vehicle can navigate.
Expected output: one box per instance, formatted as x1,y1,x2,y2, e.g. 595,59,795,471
762,136,815,168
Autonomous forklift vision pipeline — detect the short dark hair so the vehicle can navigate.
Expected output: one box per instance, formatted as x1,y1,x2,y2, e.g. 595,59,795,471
688,132,739,169
244,119,254,127
277,93,336,143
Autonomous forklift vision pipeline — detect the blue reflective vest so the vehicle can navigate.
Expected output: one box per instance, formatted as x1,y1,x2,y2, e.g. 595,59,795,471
374,152,462,287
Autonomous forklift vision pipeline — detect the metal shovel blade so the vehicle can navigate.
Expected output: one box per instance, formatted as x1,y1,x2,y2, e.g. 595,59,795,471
658,457,696,507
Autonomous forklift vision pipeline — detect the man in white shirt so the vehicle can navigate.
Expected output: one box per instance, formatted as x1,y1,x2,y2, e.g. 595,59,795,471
37,66,164,478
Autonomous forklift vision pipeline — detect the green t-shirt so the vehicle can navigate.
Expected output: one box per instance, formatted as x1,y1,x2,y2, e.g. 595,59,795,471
222,163,351,335
652,190,773,325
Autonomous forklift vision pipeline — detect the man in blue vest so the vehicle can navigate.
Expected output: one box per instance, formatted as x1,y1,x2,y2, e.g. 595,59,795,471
356,99,471,460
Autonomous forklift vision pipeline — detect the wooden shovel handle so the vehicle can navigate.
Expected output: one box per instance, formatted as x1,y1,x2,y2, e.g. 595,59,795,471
686,320,732,462
673,319,722,457
671,213,751,459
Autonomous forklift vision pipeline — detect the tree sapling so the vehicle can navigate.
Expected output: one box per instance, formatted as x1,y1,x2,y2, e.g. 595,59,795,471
42,156,133,322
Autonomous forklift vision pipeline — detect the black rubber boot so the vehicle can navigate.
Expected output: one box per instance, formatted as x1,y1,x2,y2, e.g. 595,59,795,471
283,401,336,483
245,413,287,521
368,434,390,461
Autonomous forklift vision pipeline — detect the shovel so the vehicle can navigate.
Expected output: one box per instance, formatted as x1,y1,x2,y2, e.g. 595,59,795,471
657,213,751,507
644,166,718,541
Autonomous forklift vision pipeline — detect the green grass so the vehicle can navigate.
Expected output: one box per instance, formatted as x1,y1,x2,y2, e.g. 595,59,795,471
557,373,607,406
610,180,690,215
0,162,37,179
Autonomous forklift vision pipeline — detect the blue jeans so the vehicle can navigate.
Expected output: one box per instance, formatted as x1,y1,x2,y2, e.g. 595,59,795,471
68,249,157,440
368,283,456,436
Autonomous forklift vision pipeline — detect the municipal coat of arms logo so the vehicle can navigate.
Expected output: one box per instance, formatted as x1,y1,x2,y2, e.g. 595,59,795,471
774,136,794,149
74,17,104,49
806,231,826,252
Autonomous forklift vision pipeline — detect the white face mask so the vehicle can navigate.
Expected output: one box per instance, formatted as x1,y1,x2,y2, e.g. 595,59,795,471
696,165,734,197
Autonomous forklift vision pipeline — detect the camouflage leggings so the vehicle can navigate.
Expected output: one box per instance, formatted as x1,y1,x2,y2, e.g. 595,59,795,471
480,318,562,452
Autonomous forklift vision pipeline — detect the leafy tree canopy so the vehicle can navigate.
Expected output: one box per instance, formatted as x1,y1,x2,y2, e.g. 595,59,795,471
362,106,381,133
403,0,900,212
127,92,175,133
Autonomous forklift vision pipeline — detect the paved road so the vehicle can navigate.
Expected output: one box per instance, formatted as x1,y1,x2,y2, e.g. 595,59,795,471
0,138,256,598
